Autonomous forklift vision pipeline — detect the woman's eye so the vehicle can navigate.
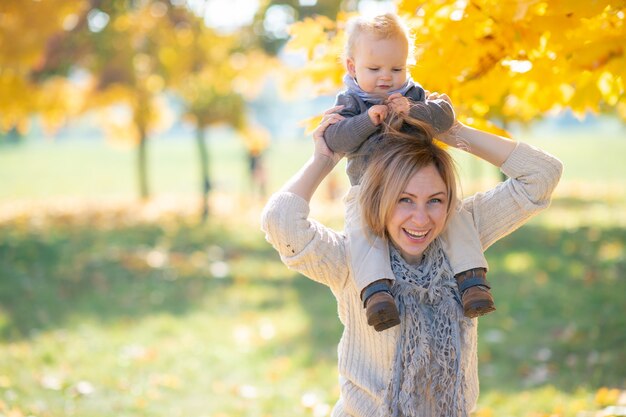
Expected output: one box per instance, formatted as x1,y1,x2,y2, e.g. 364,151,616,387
429,198,443,204
399,197,413,204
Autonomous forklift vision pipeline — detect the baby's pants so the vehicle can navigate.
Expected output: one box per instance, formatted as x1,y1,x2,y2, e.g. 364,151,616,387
344,185,488,294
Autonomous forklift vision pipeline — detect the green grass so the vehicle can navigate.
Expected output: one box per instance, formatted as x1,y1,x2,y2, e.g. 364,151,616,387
1,128,625,416
0,207,341,417
0,137,252,200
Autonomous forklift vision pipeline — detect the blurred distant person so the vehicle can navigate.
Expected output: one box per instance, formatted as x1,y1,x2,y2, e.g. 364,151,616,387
241,124,269,199
248,148,267,198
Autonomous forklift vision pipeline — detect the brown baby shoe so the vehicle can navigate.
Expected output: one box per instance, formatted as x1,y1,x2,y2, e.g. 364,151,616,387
361,280,400,331
455,268,496,318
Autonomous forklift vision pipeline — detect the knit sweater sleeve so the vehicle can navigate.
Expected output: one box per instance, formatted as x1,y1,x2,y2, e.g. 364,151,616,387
463,141,563,250
405,85,455,134
260,191,350,291
324,92,379,153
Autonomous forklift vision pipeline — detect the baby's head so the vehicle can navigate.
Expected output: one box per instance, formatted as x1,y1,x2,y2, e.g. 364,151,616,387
344,13,414,95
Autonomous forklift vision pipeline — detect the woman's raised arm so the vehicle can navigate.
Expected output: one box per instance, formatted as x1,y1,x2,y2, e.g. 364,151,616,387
428,92,517,167
260,107,351,291
281,108,345,202
442,122,518,167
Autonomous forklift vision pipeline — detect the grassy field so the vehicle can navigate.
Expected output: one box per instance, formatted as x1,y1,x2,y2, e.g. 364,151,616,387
1,127,625,416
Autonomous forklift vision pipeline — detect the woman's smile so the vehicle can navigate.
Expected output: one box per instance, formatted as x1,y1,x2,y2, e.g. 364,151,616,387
403,228,428,240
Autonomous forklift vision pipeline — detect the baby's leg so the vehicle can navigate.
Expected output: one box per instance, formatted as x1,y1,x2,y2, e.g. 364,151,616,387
441,204,495,318
344,186,393,291
345,186,399,331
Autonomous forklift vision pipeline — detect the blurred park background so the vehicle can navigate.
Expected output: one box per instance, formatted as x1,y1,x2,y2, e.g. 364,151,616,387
1,0,625,416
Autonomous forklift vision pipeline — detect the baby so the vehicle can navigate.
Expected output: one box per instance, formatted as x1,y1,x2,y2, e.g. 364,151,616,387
324,13,495,331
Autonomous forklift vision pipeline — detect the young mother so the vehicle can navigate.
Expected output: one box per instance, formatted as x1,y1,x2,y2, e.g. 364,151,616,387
261,98,563,417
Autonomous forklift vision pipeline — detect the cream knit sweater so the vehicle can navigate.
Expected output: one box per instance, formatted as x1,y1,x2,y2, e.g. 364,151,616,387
261,142,563,417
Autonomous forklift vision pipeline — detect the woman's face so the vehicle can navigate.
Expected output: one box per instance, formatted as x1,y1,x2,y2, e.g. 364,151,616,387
386,164,449,264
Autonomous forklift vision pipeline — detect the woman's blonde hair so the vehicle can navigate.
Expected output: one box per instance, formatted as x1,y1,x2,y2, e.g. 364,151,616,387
358,117,458,239
344,13,415,62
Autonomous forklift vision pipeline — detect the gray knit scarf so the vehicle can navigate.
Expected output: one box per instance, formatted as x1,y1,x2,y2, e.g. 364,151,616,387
382,238,469,417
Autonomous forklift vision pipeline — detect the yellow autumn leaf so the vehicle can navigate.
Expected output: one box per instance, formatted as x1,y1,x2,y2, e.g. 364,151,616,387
597,71,623,106
286,16,336,59
617,99,626,121
239,124,270,154
397,0,425,16
594,386,621,407
460,116,512,138
301,114,324,135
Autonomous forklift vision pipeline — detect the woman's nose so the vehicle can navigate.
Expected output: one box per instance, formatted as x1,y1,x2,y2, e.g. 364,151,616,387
410,206,429,226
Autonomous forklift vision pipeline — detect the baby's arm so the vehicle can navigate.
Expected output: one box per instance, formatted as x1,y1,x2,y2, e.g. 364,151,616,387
406,87,456,134
324,93,381,153
344,186,394,293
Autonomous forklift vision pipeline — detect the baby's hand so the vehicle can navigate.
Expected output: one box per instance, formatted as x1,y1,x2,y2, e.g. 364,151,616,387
426,91,460,145
368,104,388,125
387,93,410,116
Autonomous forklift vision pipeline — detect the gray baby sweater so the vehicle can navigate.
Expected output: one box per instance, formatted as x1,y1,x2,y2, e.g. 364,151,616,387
324,80,455,185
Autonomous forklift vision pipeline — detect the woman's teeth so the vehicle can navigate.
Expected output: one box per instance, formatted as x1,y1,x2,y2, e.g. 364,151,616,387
405,229,427,238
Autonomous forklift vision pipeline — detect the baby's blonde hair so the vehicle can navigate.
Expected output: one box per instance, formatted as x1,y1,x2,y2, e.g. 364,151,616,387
344,13,415,62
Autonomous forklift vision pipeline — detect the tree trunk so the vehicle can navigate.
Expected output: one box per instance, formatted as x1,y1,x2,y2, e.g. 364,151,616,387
196,125,211,221
5,126,23,144
138,129,150,200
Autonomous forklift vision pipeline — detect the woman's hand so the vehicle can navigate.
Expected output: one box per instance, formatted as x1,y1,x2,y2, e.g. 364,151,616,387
424,91,516,165
313,106,345,166
425,90,461,146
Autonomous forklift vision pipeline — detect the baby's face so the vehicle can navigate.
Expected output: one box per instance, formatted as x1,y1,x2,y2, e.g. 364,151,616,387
347,33,409,95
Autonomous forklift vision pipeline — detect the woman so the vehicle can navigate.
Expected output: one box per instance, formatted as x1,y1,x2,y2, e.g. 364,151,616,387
261,97,563,417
